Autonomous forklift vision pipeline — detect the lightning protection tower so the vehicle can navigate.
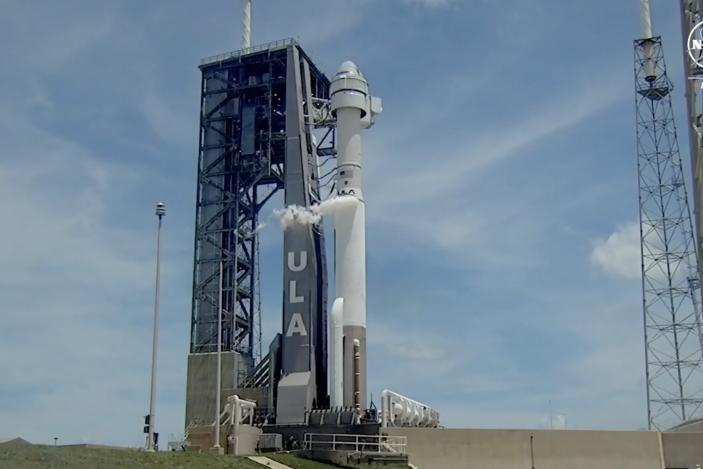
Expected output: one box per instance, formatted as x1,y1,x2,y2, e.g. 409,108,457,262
634,1,703,430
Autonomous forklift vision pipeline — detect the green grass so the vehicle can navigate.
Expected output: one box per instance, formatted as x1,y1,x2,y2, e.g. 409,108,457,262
267,452,342,468
0,442,405,469
0,442,269,469
268,452,408,469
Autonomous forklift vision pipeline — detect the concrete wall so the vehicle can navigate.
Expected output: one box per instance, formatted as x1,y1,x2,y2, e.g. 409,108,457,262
531,429,661,469
662,432,703,468
670,418,703,433
229,425,261,456
386,428,664,469
185,423,262,456
185,352,237,428
185,352,256,428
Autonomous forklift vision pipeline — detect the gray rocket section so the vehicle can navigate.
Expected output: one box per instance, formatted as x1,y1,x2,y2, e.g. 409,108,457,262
277,45,328,424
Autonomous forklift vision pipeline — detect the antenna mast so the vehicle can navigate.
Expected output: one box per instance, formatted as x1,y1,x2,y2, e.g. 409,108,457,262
242,0,251,49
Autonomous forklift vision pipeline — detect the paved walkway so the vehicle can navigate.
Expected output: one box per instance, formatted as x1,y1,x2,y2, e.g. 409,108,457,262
247,455,293,469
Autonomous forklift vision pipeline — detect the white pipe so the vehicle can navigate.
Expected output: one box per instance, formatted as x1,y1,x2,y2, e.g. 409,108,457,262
330,298,344,407
242,0,251,49
227,395,256,436
353,338,361,414
640,0,654,39
381,389,440,428
639,0,657,81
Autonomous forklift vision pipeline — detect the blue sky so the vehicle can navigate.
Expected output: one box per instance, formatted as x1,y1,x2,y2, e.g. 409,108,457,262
0,0,693,446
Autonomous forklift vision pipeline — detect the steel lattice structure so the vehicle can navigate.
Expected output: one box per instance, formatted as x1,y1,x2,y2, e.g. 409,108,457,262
186,39,332,427
634,36,703,430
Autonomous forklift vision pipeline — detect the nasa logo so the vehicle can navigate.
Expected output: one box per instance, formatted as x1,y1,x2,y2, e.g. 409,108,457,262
687,20,703,68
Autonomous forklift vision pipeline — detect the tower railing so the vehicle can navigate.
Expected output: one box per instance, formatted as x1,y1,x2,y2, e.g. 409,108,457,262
200,38,297,66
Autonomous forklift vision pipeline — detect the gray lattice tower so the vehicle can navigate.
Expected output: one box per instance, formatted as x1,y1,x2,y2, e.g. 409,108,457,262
186,39,330,428
635,36,703,430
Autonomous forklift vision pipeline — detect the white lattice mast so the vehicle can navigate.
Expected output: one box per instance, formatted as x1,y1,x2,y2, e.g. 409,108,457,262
635,0,703,430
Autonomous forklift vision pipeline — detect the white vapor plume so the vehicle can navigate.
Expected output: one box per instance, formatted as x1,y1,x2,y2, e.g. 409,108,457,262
274,196,358,229
241,222,267,238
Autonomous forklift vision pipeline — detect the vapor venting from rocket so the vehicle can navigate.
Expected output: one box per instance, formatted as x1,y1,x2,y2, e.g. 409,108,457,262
274,195,358,229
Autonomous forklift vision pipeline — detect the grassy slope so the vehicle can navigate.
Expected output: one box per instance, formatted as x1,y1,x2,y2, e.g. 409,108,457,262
268,452,408,469
0,442,405,469
267,453,342,468
0,443,267,469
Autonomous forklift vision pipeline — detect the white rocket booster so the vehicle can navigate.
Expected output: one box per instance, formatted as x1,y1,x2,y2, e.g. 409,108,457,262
329,61,382,409
330,298,344,408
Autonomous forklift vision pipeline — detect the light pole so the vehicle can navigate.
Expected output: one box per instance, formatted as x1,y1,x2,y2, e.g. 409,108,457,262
147,202,165,452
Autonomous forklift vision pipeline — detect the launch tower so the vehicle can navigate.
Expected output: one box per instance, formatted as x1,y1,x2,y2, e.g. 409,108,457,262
186,38,332,428
634,2,703,430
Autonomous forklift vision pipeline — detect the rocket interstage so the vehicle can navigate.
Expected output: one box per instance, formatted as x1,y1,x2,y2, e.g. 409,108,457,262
330,61,382,410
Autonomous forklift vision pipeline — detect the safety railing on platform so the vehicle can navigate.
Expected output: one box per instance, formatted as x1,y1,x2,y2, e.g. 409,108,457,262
303,433,407,454
200,38,296,66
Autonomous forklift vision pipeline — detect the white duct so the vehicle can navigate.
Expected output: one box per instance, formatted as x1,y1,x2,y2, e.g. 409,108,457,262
226,395,256,429
381,389,440,428
640,0,653,39
353,338,361,414
329,298,344,408
225,395,256,455
242,0,251,49
639,0,657,81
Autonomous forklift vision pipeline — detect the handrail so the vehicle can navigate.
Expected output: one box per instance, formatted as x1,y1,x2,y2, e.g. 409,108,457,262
303,433,407,454
200,38,297,66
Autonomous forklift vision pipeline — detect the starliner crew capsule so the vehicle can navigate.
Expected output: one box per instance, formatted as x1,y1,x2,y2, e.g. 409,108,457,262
328,61,382,412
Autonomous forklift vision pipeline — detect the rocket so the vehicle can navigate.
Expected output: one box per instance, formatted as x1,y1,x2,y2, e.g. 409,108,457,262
329,61,382,410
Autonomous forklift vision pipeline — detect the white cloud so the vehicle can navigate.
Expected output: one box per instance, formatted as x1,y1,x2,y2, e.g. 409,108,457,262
591,222,641,280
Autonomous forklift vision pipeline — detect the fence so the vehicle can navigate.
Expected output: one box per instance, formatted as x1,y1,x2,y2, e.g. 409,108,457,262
200,38,296,66
303,433,407,454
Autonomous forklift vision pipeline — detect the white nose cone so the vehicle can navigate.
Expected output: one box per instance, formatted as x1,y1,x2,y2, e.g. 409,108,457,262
337,61,362,77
